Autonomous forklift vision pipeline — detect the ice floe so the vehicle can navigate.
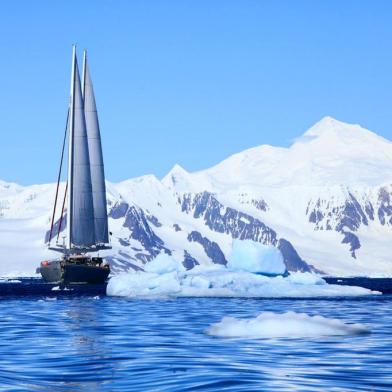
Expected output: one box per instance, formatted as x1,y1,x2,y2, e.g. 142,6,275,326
205,311,370,338
107,264,378,298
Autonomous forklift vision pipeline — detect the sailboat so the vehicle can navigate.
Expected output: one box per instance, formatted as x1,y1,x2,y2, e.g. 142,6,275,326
38,46,111,284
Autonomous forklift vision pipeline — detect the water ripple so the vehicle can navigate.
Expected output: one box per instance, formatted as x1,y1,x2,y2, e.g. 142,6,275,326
0,296,391,391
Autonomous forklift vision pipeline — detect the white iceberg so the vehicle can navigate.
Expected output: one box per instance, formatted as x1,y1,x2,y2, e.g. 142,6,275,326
227,240,286,275
107,263,378,298
144,252,184,274
205,311,369,338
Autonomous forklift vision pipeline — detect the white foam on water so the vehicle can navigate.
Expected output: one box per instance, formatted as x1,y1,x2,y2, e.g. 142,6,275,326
205,311,370,338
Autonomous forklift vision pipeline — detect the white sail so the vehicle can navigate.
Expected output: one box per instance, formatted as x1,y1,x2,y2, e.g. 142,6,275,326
67,47,95,249
82,51,110,247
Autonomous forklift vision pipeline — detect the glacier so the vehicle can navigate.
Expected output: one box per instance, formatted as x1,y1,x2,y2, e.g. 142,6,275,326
0,116,392,278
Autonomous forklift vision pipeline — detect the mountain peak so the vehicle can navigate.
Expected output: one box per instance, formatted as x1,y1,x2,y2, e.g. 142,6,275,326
191,117,392,188
296,116,392,151
169,164,189,176
304,116,357,137
162,164,192,191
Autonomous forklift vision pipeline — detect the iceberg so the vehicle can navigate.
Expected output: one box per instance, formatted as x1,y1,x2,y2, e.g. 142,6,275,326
205,311,370,338
227,240,286,275
107,263,378,298
144,253,184,274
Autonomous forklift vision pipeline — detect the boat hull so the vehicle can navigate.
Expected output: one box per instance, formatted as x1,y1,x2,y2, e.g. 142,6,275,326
39,259,110,284
40,260,62,283
62,264,110,284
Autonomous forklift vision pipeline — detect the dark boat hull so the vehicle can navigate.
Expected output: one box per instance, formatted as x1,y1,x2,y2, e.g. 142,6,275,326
62,264,110,284
39,259,110,284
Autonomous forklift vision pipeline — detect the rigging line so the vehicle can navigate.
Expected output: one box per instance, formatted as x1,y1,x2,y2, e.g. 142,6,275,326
57,181,68,243
48,109,69,246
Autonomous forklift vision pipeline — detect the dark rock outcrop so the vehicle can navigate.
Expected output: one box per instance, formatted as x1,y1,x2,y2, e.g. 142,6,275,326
122,205,170,262
187,230,227,265
109,201,129,219
183,251,199,270
378,187,392,226
182,192,277,245
277,239,312,273
341,231,361,258
306,192,375,259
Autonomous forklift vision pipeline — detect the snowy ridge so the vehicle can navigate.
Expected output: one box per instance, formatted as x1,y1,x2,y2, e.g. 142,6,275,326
0,117,392,277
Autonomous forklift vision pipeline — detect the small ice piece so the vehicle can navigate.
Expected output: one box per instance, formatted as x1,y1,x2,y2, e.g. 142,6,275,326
287,272,326,285
0,279,22,284
227,239,286,275
144,253,184,274
51,286,60,291
205,311,370,338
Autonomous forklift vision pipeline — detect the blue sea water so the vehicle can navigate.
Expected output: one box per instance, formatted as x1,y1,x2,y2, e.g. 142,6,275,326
0,295,391,391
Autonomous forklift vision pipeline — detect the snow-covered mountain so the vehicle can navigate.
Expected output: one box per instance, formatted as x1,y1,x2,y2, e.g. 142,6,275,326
1,116,391,277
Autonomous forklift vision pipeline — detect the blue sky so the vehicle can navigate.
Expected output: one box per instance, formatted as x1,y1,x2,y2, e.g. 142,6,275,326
1,1,392,184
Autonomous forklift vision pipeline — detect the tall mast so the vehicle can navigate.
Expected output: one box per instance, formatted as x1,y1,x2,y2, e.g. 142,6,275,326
66,45,77,251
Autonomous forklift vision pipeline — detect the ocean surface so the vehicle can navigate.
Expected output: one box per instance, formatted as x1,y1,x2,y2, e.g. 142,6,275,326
0,295,391,391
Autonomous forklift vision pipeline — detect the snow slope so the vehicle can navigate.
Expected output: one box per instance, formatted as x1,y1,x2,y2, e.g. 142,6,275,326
0,116,391,277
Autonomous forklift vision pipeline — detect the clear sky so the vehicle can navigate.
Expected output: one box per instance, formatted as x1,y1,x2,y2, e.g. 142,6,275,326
1,0,392,185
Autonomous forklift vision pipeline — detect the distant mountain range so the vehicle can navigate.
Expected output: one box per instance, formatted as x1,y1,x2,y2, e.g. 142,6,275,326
1,116,391,277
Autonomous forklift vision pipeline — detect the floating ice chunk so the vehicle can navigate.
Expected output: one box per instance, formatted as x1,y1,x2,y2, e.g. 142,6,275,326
0,278,21,283
51,286,72,291
287,272,326,285
227,240,286,275
107,267,378,298
144,253,184,274
183,275,211,290
107,271,182,297
205,311,370,338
